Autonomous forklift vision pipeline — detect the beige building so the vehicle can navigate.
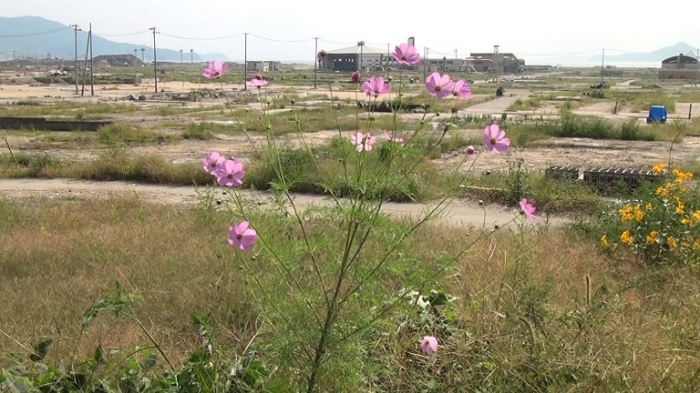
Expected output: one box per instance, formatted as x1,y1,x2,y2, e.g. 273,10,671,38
246,61,281,72
469,52,522,74
658,53,699,80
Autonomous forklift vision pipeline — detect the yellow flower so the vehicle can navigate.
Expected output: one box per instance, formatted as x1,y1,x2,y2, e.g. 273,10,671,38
621,230,634,245
652,163,668,175
672,168,693,183
634,205,644,222
693,240,700,250
618,204,634,222
646,230,658,245
645,203,653,211
667,237,678,249
681,218,692,226
601,234,609,248
656,184,672,198
693,211,700,222
676,203,685,215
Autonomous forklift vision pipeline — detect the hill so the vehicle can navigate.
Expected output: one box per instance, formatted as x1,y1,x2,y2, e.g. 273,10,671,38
0,16,228,62
589,42,699,63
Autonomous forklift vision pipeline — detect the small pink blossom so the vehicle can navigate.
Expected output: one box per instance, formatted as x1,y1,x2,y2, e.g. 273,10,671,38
519,198,536,222
393,43,421,66
425,72,454,99
465,145,475,155
362,76,391,97
203,61,228,79
228,221,257,252
350,132,377,152
483,123,510,153
381,131,404,143
214,159,245,187
246,74,268,88
420,336,439,356
203,151,225,174
452,80,472,99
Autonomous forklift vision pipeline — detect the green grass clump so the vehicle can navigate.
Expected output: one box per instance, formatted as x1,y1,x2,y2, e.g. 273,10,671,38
246,137,457,202
182,123,215,140
97,124,176,145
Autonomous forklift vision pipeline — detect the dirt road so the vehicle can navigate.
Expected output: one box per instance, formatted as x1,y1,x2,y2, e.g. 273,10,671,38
460,90,530,115
0,178,570,229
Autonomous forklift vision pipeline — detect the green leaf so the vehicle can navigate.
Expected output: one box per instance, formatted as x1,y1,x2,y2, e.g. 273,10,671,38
29,338,53,362
94,345,105,364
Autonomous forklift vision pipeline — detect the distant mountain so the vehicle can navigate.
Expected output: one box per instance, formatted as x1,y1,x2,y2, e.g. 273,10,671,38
0,16,225,62
589,42,699,63
200,53,229,62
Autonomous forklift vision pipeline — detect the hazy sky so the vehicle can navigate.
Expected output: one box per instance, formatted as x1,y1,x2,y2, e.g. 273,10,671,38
2,0,699,63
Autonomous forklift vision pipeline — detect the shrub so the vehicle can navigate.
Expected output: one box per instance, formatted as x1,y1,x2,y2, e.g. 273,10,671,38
600,163,700,264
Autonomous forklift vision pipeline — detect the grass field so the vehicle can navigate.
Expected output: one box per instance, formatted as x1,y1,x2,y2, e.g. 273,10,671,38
2,61,700,392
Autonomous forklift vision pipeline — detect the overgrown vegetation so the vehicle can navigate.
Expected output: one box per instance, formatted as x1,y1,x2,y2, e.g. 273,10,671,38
1,197,699,391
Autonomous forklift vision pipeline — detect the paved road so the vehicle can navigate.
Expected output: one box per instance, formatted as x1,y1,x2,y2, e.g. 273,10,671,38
460,90,531,115
0,178,570,229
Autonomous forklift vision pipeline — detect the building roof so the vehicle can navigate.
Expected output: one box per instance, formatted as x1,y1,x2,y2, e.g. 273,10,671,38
470,52,517,57
662,54,699,64
326,45,386,55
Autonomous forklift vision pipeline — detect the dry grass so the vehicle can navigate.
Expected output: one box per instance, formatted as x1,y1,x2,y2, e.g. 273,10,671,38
1,196,699,390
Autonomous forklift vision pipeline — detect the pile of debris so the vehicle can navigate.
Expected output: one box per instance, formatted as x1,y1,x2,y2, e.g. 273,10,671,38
545,165,662,193
92,54,144,68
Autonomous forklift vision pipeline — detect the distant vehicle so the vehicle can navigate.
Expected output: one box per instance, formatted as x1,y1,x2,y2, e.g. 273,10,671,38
496,87,505,97
590,81,610,89
646,105,667,124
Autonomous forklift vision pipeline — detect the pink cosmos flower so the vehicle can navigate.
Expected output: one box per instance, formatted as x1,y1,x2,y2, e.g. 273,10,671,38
350,132,377,152
214,159,245,187
203,151,225,174
420,336,439,356
519,198,536,222
381,131,404,143
425,72,454,99
203,61,228,79
465,145,475,155
452,79,472,99
393,43,421,66
228,221,257,252
482,123,510,153
362,76,391,97
246,74,268,88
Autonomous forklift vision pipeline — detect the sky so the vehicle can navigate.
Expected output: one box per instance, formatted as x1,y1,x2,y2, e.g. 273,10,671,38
2,0,699,65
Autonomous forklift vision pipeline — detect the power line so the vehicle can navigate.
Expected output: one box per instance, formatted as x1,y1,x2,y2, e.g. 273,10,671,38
158,32,245,41
93,29,150,37
249,33,311,43
510,49,604,57
0,27,70,38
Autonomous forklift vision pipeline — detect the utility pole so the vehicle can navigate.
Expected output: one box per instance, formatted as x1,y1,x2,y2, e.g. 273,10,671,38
386,43,390,79
691,49,700,86
71,24,80,94
357,41,365,72
454,49,458,59
141,48,145,62
423,47,430,80
313,37,318,89
81,28,90,96
190,49,193,64
89,23,94,96
493,44,500,81
150,27,158,93
244,33,248,91
180,49,183,64
600,48,605,83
